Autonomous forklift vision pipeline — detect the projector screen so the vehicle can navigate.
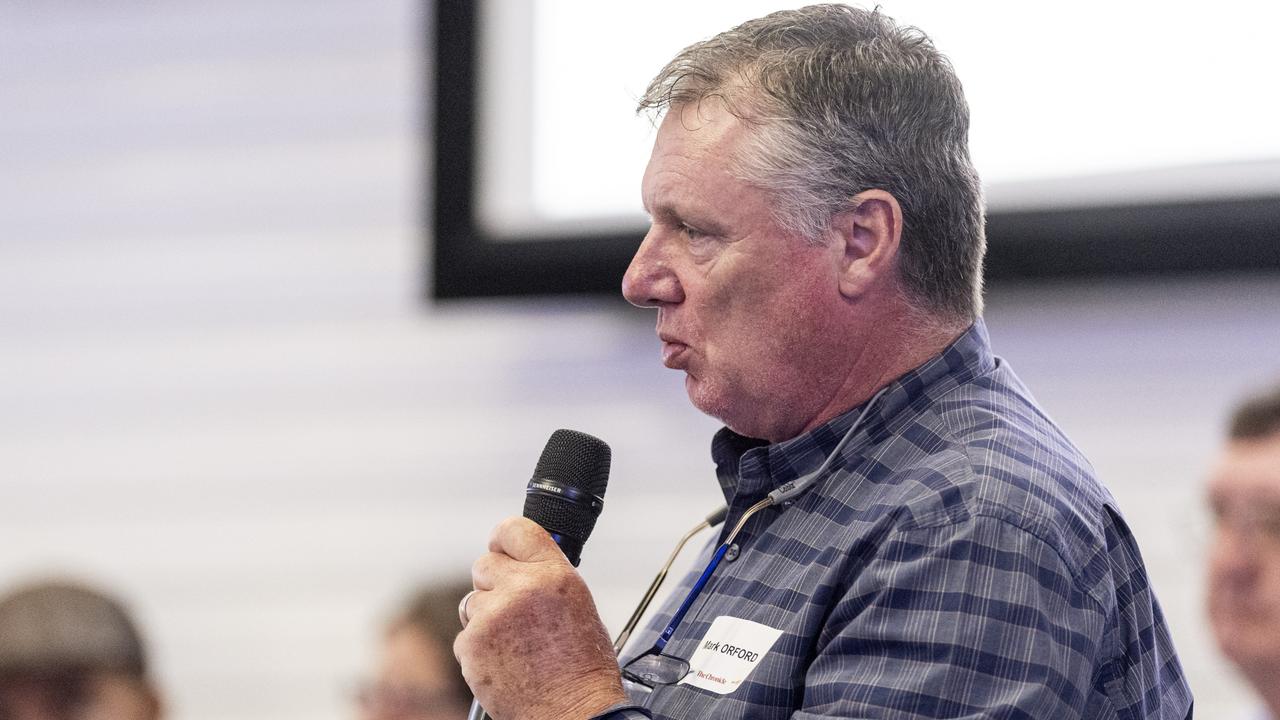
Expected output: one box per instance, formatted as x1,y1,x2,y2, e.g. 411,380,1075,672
432,0,1280,298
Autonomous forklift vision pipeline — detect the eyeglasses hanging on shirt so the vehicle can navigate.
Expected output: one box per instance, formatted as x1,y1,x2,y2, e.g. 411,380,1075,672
615,386,890,692
612,505,729,654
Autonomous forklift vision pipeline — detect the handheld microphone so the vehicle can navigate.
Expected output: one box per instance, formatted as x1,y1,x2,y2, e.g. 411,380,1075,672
522,429,611,566
468,429,612,720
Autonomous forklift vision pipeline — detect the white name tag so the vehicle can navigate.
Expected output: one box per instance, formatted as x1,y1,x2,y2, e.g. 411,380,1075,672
679,615,784,695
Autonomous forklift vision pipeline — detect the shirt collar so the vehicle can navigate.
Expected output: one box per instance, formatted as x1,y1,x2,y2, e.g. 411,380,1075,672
711,319,996,505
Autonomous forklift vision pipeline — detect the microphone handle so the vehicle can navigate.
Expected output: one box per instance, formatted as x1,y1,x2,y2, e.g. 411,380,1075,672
466,528,571,720
469,430,610,720
466,530,568,720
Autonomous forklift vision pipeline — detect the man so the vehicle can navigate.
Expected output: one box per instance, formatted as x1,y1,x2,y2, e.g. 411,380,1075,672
1208,384,1280,718
0,580,164,720
454,5,1192,719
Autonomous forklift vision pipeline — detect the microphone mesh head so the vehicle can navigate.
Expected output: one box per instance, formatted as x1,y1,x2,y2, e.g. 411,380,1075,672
523,429,610,566
532,429,610,497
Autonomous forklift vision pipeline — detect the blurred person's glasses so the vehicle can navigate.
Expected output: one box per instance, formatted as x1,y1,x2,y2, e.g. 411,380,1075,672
1207,494,1280,548
353,680,455,718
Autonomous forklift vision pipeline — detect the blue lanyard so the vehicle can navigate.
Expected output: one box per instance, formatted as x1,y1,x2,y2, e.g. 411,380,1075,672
650,495,772,651
644,386,889,653
654,542,730,650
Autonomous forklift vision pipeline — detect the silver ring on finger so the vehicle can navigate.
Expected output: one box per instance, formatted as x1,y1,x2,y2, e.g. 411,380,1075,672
458,589,478,628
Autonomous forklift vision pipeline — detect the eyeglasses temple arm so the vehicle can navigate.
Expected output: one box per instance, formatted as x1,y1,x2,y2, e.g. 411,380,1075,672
612,505,728,654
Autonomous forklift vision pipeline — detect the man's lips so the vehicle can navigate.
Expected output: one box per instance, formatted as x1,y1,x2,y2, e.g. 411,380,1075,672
659,334,690,368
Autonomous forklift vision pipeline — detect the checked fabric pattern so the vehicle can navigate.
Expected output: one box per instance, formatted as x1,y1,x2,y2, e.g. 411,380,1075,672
599,320,1192,720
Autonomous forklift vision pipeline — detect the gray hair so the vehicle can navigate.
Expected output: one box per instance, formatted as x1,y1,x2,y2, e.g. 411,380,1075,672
638,3,985,321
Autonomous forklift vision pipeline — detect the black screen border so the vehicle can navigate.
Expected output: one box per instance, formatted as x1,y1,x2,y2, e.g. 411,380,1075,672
430,0,1280,301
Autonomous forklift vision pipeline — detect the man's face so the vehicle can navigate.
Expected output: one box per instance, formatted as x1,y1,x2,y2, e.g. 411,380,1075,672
1206,432,1280,677
622,101,849,442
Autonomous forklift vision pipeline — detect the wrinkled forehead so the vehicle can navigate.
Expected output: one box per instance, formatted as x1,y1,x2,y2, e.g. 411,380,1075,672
643,101,743,179
641,109,759,214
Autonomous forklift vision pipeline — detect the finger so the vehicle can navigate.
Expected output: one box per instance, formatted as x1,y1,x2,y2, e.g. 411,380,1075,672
459,588,489,628
471,551,520,592
488,516,567,564
457,589,478,628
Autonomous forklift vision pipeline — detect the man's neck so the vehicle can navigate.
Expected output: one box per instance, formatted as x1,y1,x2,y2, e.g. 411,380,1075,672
789,307,969,442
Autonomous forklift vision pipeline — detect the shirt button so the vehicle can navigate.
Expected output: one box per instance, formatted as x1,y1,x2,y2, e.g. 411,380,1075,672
724,543,741,562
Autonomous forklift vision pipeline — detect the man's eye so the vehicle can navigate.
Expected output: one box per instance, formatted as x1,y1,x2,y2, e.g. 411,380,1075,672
680,223,706,241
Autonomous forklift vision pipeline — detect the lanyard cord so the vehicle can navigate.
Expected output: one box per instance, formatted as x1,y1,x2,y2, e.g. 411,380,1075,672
625,385,891,655
612,505,728,654
766,385,890,506
651,494,773,651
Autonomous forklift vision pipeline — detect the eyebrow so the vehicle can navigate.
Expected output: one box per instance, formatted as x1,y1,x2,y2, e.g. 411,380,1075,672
642,194,678,219
648,203,680,222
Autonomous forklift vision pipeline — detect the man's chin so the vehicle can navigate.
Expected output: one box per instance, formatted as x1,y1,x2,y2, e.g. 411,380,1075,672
685,379,778,440
685,375,716,415
685,376,733,425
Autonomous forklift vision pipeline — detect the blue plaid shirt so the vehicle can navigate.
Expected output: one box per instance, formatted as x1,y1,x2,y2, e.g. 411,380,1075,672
600,320,1191,719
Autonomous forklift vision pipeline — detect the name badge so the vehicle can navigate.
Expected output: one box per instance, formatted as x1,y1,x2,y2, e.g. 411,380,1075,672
679,616,784,695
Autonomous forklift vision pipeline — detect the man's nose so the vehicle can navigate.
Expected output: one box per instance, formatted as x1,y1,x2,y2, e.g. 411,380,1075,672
622,230,683,308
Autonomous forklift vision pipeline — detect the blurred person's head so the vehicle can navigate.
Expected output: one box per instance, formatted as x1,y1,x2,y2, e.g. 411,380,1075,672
1207,383,1280,711
356,581,471,720
0,580,162,720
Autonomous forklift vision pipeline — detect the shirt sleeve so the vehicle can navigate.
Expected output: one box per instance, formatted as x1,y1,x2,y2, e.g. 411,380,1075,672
796,513,1105,719
590,703,652,719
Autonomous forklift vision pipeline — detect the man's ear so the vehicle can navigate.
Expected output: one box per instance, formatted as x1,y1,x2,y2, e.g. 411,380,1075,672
828,189,903,299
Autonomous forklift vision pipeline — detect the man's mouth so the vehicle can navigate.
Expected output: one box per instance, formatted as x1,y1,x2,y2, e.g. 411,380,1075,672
661,340,690,368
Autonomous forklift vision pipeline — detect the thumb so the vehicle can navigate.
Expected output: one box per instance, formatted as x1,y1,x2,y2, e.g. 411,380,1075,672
488,516,569,564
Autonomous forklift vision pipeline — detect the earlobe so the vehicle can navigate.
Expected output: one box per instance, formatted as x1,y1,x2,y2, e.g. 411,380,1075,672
834,190,902,300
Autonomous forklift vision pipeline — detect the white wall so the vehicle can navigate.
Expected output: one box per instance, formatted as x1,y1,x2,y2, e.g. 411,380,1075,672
1,2,1276,718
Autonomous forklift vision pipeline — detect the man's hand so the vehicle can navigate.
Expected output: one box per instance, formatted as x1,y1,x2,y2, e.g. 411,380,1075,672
454,516,627,720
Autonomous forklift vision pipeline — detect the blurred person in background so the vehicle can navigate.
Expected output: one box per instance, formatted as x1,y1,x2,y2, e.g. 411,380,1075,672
1208,383,1280,719
0,579,163,720
356,580,472,720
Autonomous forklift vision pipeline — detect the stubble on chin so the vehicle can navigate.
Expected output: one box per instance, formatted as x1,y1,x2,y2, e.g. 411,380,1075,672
685,372,723,420
686,374,792,442
684,371,754,435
